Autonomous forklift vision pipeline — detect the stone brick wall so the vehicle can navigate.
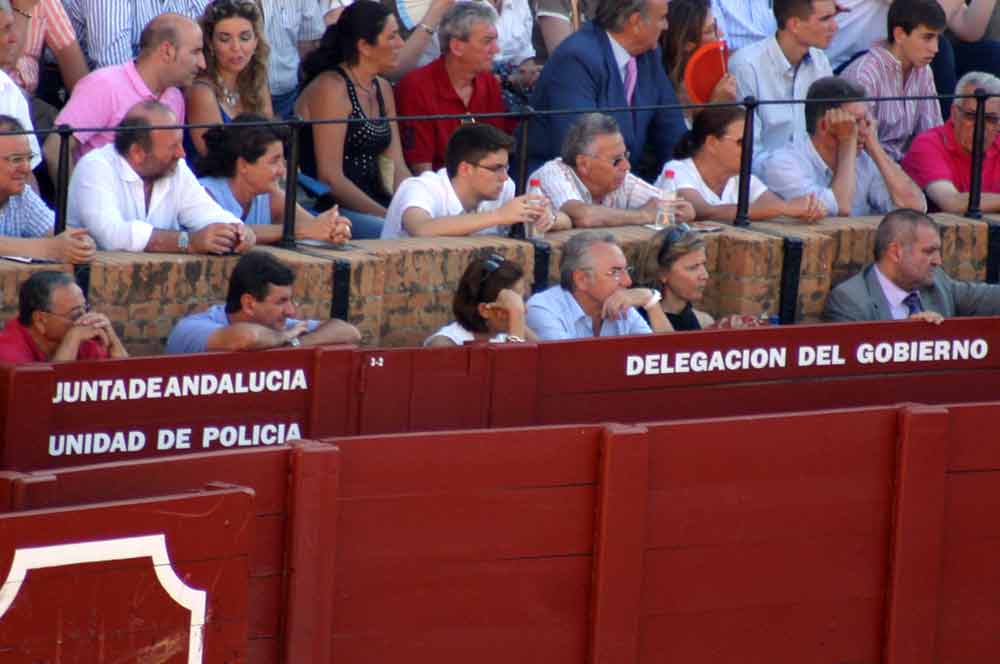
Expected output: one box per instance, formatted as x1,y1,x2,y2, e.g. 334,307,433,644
0,212,993,355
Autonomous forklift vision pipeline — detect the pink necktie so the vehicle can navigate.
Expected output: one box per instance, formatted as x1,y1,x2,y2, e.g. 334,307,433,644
624,57,637,104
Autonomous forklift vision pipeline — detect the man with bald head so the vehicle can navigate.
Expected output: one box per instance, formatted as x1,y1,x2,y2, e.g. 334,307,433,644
43,12,205,181
68,100,254,255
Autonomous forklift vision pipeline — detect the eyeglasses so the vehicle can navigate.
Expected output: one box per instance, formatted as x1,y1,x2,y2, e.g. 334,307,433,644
586,150,630,168
205,0,261,19
479,253,506,289
584,265,634,282
657,223,693,264
473,161,510,174
45,304,89,323
0,152,36,167
953,104,1000,127
718,134,743,148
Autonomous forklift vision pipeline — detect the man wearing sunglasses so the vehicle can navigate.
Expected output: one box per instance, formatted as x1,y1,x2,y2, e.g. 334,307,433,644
902,72,1000,214
0,271,127,363
526,230,671,340
529,113,694,227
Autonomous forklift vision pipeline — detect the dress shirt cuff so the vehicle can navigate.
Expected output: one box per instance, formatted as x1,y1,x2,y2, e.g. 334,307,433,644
818,189,839,217
131,221,155,253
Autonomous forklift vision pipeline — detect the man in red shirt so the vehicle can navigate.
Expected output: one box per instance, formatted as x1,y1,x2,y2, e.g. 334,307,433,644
396,3,517,174
902,71,1000,213
0,271,128,363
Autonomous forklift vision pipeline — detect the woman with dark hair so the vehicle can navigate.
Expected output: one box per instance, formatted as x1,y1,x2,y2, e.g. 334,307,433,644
659,0,735,123
637,225,714,331
657,106,827,222
198,114,352,245
425,254,536,346
185,0,273,167
296,0,410,238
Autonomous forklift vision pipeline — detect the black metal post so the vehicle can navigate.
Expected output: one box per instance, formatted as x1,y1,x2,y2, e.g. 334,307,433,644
54,124,72,234
516,109,532,195
734,97,756,227
280,116,302,248
966,88,987,219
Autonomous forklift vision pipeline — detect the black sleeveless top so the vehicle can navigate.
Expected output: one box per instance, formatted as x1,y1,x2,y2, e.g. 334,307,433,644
667,303,702,331
301,67,392,206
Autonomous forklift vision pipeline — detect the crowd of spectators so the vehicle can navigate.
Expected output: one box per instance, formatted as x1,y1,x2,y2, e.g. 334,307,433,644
2,0,1000,360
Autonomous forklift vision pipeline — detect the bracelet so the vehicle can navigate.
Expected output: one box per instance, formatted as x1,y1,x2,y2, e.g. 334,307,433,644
12,6,31,18
418,22,436,35
644,290,662,309
506,335,526,343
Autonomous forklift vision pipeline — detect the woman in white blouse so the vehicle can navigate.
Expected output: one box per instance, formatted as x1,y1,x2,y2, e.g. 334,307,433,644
656,106,828,223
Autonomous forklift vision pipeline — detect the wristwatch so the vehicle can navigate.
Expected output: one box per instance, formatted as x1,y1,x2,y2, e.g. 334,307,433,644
287,336,302,348
644,290,663,309
418,22,435,34
177,231,190,253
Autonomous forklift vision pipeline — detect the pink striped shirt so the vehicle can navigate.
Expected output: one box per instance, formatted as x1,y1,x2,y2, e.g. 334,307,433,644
11,0,77,94
841,43,943,161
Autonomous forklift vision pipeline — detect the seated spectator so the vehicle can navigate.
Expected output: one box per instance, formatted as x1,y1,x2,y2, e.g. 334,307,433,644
535,0,597,57
901,72,1000,214
382,123,559,239
166,250,360,353
714,0,777,51
824,0,891,71
823,208,1000,322
396,3,516,174
198,115,352,245
42,12,204,181
636,224,715,330
527,0,686,177
184,0,273,171
530,113,694,228
297,1,410,238
761,77,925,216
425,253,536,346
258,0,325,118
0,2,40,173
60,0,210,69
660,0,737,125
0,115,94,262
0,271,126,363
68,100,255,254
841,0,945,160
490,0,540,114
729,0,836,163
662,106,827,222
324,0,456,80
525,230,670,340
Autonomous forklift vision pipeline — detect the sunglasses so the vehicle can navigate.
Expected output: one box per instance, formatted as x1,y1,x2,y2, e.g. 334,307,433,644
479,253,506,290
657,223,692,264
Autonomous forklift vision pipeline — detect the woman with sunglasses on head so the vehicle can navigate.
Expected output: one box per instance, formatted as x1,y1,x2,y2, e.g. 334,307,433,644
199,114,352,245
425,255,536,347
637,225,714,331
296,0,411,239
658,106,827,223
660,0,736,125
185,0,273,171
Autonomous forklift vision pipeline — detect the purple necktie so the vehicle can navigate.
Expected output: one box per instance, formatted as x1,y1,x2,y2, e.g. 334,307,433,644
624,57,637,104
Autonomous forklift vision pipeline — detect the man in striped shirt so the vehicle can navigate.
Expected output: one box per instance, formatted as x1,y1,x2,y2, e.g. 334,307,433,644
841,0,946,160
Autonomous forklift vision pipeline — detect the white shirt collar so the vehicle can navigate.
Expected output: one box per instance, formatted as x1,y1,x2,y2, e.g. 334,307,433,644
606,31,632,81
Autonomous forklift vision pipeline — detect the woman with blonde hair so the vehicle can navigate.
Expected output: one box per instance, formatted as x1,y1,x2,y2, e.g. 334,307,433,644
637,225,715,331
185,0,273,168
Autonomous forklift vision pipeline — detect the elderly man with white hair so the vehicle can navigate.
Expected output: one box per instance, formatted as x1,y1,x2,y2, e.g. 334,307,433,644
902,71,1000,214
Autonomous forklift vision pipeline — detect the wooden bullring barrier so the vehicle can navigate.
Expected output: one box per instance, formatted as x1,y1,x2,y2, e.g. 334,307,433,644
3,402,1000,662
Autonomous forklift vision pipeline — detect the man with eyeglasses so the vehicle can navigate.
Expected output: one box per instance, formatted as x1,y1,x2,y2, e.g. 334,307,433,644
902,72,1000,214
0,115,95,263
166,251,360,354
382,123,568,239
529,113,694,228
0,271,127,363
526,230,671,340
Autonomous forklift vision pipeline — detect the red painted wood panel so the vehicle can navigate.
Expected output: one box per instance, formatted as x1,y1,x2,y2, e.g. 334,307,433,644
944,402,1000,471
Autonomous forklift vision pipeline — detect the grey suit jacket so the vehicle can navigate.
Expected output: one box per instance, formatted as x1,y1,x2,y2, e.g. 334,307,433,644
823,265,1000,322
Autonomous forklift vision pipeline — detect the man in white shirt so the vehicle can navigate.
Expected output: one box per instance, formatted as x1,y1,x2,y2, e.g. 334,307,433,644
529,113,694,228
382,123,557,239
68,100,255,254
0,1,40,172
260,0,325,118
729,0,837,165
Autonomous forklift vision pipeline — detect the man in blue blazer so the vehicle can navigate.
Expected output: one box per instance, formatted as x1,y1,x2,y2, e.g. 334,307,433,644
823,209,1000,322
526,0,686,178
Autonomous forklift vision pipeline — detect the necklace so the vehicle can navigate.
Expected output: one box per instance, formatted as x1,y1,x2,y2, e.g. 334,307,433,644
346,67,376,96
216,77,239,107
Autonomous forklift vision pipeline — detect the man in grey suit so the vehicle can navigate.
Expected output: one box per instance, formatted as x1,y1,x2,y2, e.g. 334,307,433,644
823,209,1000,322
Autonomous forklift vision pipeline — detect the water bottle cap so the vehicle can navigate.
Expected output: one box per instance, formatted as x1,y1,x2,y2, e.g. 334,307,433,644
529,178,541,186
665,169,675,178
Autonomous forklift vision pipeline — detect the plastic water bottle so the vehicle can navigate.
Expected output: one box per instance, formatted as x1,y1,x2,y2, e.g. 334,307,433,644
526,178,545,239
657,169,677,227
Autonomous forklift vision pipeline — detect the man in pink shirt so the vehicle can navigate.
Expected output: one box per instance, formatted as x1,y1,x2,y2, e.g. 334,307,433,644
41,12,204,182
901,71,1000,214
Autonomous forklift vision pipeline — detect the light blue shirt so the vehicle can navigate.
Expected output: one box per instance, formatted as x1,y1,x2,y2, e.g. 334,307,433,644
714,0,777,51
525,285,651,341
199,176,272,226
166,304,319,354
0,187,54,238
760,134,895,217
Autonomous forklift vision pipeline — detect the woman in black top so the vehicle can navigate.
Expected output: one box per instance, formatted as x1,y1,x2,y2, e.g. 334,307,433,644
296,1,411,237
638,225,715,331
